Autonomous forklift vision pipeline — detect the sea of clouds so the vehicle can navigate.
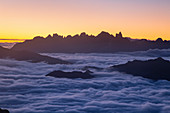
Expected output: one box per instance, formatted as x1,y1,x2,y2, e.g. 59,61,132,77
0,43,16,49
0,49,170,113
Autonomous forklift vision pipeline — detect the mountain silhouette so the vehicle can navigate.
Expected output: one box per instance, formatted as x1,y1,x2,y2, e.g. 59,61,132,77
111,57,170,81
46,70,94,79
0,46,70,64
12,31,170,53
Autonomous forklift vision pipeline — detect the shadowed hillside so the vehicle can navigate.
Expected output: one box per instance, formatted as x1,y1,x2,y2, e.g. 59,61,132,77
0,46,70,64
111,57,170,81
12,31,170,53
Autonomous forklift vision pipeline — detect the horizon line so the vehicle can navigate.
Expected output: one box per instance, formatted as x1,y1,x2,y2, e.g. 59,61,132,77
0,31,168,42
0,39,28,40
32,31,169,41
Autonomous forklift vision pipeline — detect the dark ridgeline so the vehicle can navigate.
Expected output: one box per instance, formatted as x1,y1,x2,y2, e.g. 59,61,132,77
0,108,9,113
0,46,70,64
46,70,94,79
111,57,170,81
12,31,170,53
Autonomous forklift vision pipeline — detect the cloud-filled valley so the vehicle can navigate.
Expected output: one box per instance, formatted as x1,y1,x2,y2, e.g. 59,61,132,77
0,50,170,113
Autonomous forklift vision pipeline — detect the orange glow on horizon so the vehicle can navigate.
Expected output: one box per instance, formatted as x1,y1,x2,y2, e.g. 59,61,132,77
0,39,26,43
0,0,169,42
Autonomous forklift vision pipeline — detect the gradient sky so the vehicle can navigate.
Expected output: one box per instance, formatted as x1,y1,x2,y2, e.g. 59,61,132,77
0,0,170,40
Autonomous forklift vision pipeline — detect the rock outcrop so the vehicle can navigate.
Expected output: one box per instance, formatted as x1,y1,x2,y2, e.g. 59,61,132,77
111,57,170,81
0,108,9,113
0,46,70,64
46,70,94,79
116,32,123,38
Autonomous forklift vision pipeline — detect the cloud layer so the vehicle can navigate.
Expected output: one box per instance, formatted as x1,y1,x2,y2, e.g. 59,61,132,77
0,49,170,113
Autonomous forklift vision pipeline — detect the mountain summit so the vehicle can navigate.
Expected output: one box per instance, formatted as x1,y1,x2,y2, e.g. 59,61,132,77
12,31,169,53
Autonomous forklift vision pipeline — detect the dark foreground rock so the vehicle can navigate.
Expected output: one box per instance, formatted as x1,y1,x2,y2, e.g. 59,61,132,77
46,70,94,79
0,46,70,64
111,57,170,81
0,108,9,113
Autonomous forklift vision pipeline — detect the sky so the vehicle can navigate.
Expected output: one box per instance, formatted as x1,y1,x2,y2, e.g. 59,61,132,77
0,0,170,41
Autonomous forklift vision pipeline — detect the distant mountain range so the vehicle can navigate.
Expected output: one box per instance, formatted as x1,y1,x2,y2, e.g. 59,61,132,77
12,31,170,53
